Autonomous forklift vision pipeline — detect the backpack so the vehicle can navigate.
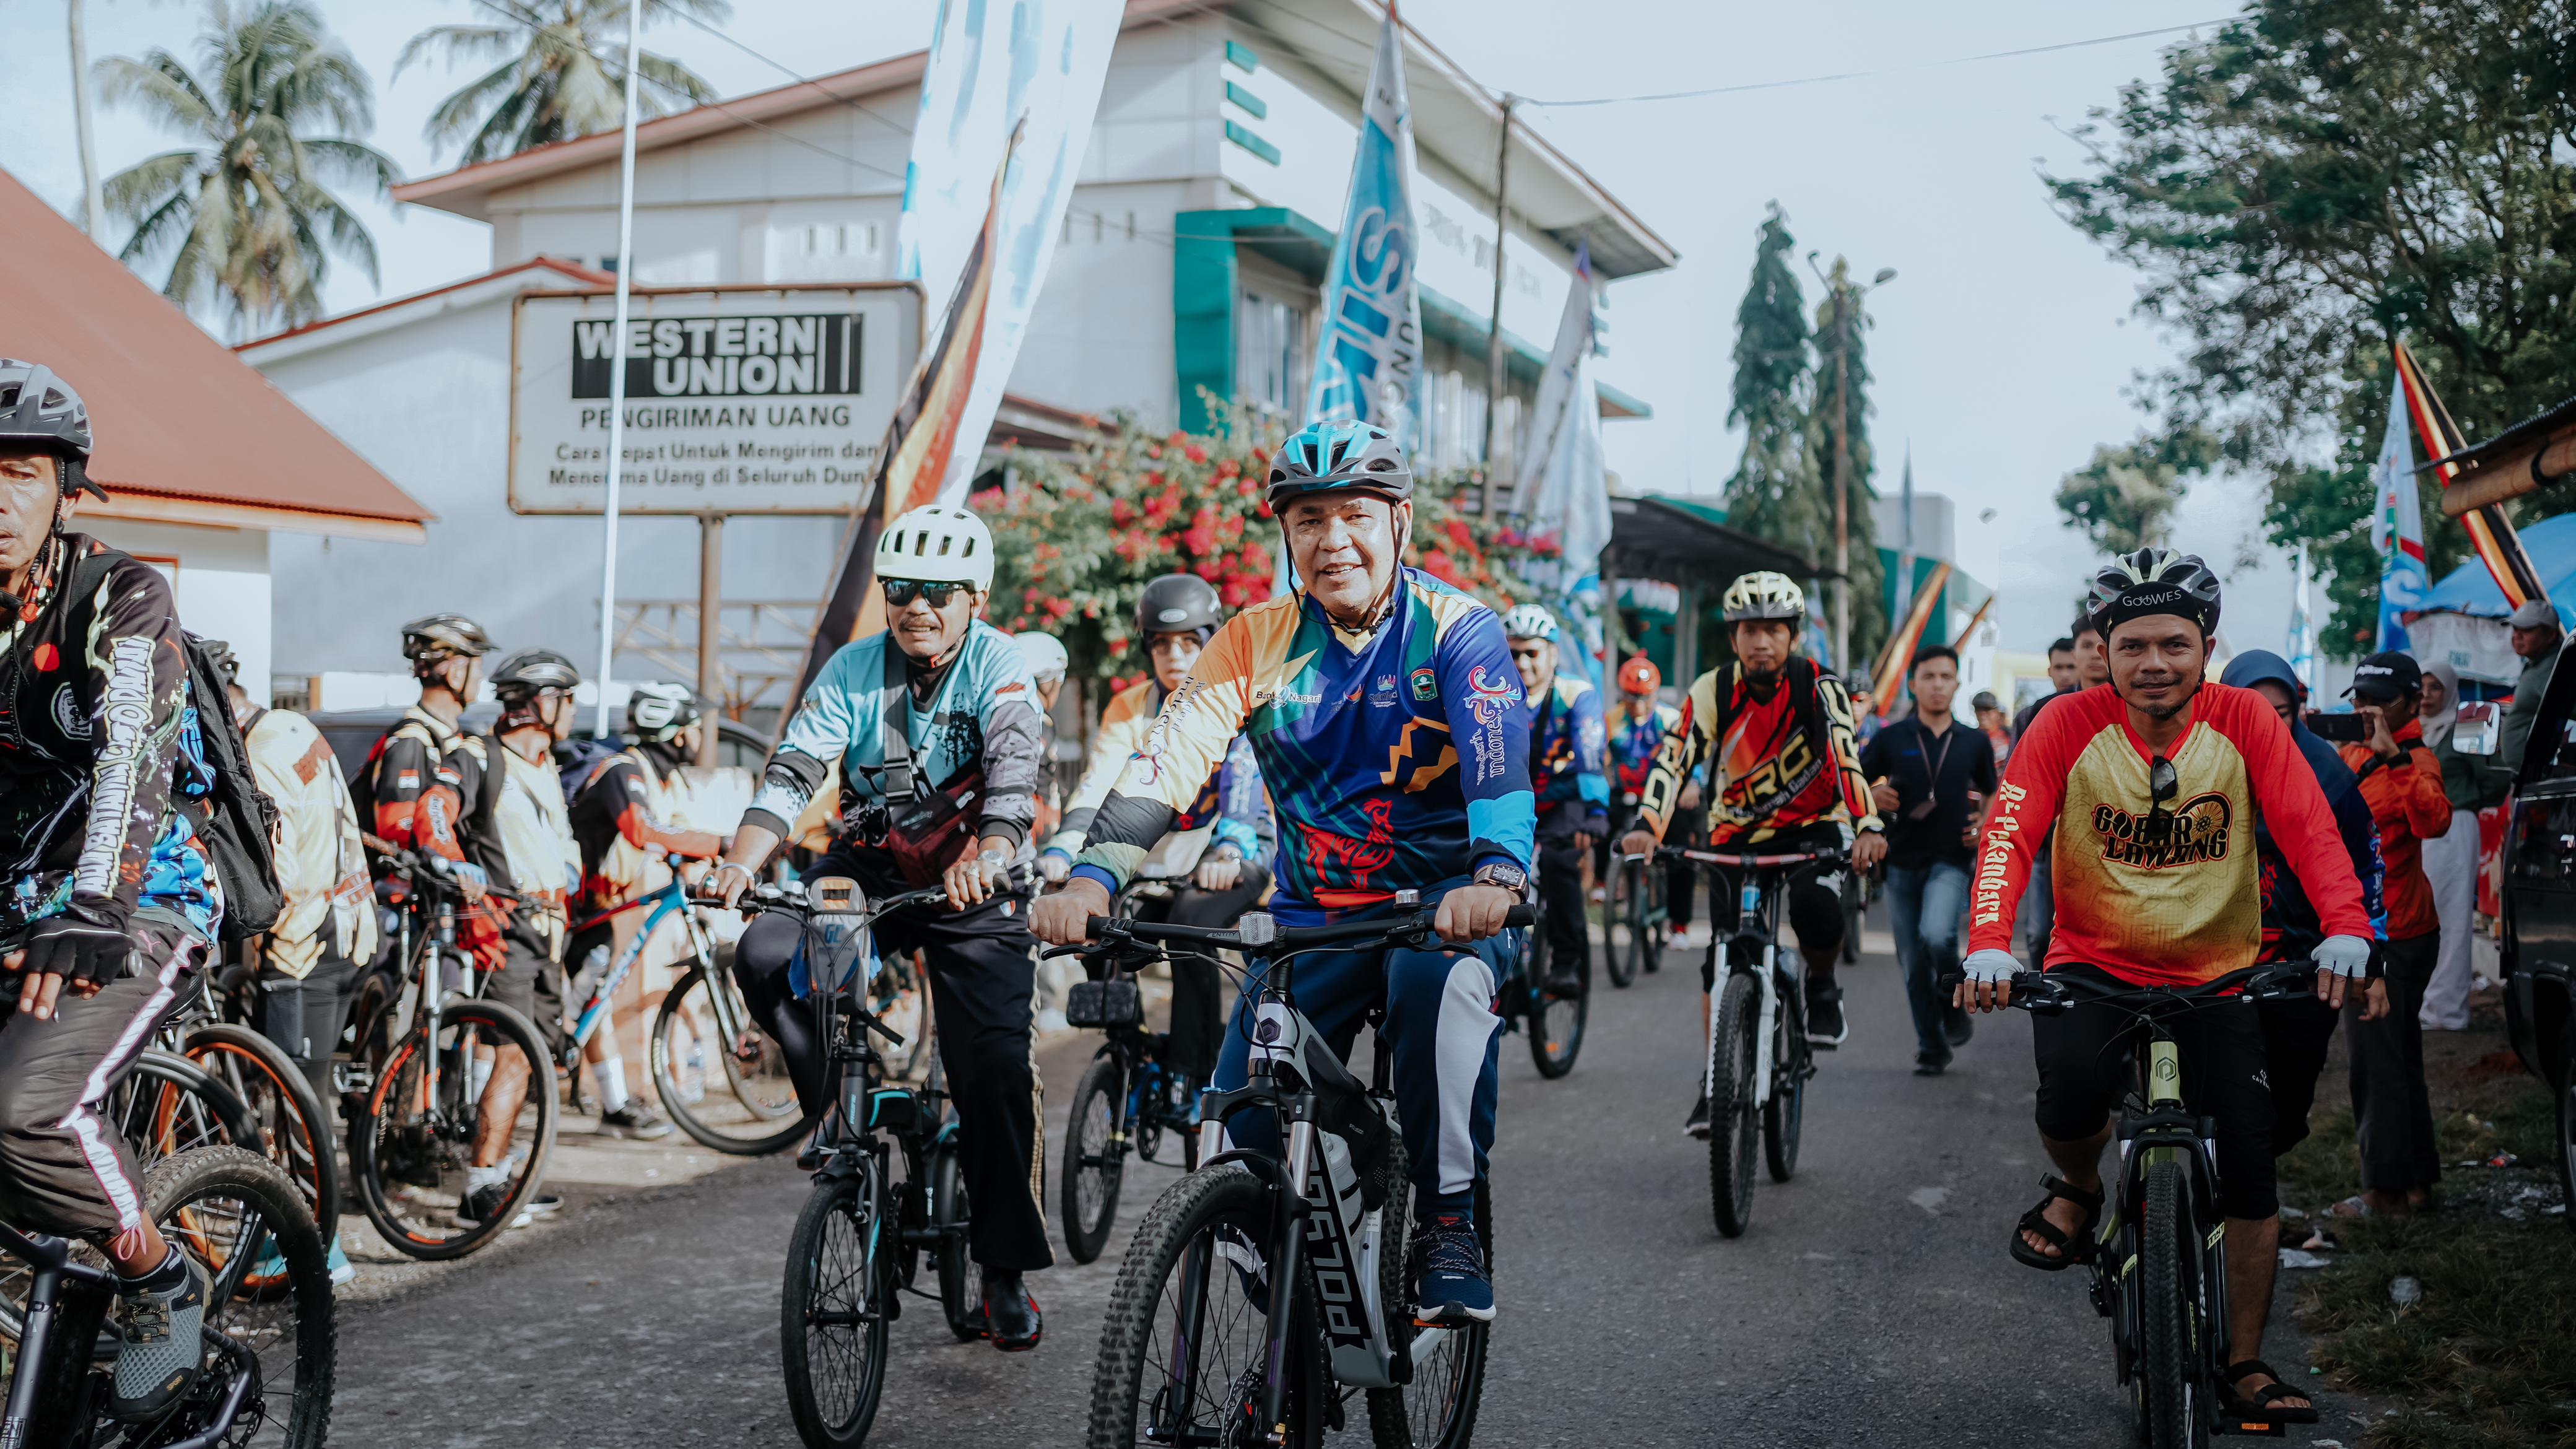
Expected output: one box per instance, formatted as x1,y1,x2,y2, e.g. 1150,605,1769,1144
553,734,625,803
58,547,284,942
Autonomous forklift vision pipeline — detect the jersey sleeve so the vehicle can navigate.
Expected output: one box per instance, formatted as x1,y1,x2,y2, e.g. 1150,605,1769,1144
1438,607,1533,874
62,562,192,916
973,650,1043,847
1046,687,1156,856
743,643,866,838
2231,701,2372,942
1572,682,1611,827
1212,735,1271,858
1813,672,1883,833
1966,698,2082,959
1070,617,1260,892
2391,743,2454,843
1635,671,1718,839
596,757,723,861
370,727,468,864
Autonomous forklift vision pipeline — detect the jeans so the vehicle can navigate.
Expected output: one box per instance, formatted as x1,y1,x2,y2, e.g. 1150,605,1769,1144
1884,861,1968,1061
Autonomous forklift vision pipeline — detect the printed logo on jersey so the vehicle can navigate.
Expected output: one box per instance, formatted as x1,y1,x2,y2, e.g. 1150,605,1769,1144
74,636,155,896
1409,666,1437,702
51,683,89,739
2092,793,2232,870
1464,666,1519,728
1370,674,1398,708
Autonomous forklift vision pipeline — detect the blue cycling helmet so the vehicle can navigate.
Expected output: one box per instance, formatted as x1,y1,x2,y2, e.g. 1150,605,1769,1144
1265,419,1414,508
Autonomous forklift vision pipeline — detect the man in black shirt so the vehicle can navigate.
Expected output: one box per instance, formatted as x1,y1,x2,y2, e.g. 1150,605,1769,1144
1859,645,1996,1075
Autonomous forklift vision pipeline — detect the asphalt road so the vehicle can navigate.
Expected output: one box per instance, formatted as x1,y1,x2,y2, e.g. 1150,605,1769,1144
336,926,2368,1447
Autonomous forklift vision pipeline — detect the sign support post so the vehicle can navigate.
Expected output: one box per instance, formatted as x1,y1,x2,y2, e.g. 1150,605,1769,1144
592,0,644,737
697,511,723,765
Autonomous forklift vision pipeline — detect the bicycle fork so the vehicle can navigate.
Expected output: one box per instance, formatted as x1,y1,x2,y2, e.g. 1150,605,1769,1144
1260,1102,1322,1446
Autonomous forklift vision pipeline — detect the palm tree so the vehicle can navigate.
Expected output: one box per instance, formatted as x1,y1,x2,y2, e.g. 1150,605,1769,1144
398,0,731,166
98,1,398,337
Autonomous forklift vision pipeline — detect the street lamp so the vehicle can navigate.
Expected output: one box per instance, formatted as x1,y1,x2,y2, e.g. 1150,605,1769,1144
1806,255,1896,676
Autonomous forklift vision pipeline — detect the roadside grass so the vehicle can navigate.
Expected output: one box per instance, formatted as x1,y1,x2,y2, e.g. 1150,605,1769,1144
2277,1039,2574,1448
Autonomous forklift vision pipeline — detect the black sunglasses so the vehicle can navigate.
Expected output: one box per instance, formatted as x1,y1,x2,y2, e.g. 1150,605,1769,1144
2147,755,2178,819
882,578,969,609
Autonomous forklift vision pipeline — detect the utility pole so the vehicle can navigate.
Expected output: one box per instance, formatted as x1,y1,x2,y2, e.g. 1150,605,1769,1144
1478,94,1516,518
1829,281,1852,676
67,0,105,241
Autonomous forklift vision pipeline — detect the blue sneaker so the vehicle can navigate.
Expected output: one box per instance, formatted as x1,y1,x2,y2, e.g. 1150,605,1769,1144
1410,1211,1494,1325
248,1238,357,1287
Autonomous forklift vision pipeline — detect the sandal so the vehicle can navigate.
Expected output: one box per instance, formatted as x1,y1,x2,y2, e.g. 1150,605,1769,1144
2009,1174,2102,1272
2220,1359,2320,1424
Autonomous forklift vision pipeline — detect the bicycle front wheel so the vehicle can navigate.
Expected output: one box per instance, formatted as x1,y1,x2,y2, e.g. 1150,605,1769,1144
149,1146,337,1448
1061,1054,1126,1265
1708,971,1760,1238
1526,953,1586,1081
184,1022,341,1248
1764,960,1808,1185
2135,1157,2208,1449
780,1165,890,1449
1086,1164,1327,1449
348,999,558,1260
651,964,814,1157
932,1144,980,1341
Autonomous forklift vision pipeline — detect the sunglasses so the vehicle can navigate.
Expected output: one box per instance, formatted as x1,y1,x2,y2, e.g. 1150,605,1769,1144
882,578,970,609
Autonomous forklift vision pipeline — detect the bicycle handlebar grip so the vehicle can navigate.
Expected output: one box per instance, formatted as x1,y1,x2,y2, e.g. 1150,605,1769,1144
1086,915,1116,941
1502,905,1536,929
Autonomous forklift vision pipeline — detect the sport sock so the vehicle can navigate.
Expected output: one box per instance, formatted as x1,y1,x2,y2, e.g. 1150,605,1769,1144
466,1162,511,1194
593,1056,630,1113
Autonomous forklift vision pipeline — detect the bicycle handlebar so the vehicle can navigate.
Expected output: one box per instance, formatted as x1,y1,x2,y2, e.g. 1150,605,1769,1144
722,861,1040,920
1656,845,1850,870
1982,962,2316,1016
1042,902,1537,960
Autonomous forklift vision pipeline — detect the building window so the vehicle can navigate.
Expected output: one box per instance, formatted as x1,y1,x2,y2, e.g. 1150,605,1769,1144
1236,289,1307,415
767,220,884,282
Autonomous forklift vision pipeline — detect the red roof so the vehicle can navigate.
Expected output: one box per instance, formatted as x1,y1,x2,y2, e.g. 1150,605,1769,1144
0,165,431,534
243,255,612,349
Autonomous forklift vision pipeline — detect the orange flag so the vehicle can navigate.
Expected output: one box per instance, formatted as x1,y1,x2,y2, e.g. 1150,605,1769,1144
2395,342,2548,610
1869,560,1951,719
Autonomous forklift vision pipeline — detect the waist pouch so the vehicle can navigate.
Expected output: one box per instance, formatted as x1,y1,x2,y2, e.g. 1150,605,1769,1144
881,767,984,889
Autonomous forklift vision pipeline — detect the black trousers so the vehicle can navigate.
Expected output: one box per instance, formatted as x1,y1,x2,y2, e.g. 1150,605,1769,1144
1127,863,1271,1082
0,917,206,1243
2257,992,2339,1158
1536,833,1590,974
734,849,1052,1272
258,952,359,1111
2348,931,2441,1195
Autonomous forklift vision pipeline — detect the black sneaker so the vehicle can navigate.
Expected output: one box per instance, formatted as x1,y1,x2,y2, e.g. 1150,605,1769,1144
980,1269,1043,1351
107,1251,206,1422
1409,1212,1494,1324
1944,1006,1975,1049
1683,1090,1712,1139
1913,1052,1949,1077
1544,967,1585,999
1806,985,1848,1048
599,1102,675,1140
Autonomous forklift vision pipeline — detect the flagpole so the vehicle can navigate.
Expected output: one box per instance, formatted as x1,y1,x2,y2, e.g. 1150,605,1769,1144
593,0,644,737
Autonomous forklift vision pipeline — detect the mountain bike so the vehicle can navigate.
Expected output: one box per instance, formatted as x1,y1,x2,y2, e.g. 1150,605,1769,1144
1663,845,1838,1238
341,850,558,1260
1496,894,1583,1079
154,966,338,1249
757,868,1029,1448
1071,892,1533,1449
0,1144,334,1449
2006,963,2315,1447
1599,846,1666,990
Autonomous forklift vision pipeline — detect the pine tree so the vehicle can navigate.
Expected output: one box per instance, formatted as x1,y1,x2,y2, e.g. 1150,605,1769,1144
1722,207,1828,582
1811,257,1886,675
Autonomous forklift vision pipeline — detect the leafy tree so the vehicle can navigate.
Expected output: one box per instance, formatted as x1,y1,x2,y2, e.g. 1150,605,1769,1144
398,0,729,165
2054,431,2217,554
2047,0,2576,651
1722,206,1826,572
1811,256,1887,673
98,0,398,336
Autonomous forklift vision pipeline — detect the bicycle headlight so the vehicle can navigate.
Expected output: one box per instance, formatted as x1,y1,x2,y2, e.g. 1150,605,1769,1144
1236,912,1275,948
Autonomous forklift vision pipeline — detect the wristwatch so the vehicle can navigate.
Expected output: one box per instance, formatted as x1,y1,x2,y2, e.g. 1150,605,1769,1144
1471,861,1528,894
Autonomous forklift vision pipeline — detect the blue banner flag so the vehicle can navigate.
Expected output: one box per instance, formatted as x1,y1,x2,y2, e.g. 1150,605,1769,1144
1304,8,1422,447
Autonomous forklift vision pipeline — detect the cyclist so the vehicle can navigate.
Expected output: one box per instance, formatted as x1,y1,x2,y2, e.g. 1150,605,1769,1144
1012,629,1071,835
1030,419,1532,1326
1604,656,1699,954
564,681,726,1141
0,360,224,1420
1503,604,1608,999
715,504,1051,1352
1043,574,1272,1088
1616,570,1886,1138
1956,549,2374,1425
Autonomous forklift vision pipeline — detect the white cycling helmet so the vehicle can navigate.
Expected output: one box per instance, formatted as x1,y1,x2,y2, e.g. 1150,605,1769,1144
1501,603,1558,642
876,505,995,592
1012,630,1069,684
627,681,701,742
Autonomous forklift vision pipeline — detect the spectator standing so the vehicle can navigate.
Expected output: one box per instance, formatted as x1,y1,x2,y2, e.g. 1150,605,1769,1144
2336,652,2453,1214
2008,637,2078,740
2499,599,2561,774
1859,646,1995,1075
2416,661,2508,1030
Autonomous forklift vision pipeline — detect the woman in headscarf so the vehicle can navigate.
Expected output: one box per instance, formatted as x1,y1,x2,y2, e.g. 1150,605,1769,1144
2416,659,2509,1030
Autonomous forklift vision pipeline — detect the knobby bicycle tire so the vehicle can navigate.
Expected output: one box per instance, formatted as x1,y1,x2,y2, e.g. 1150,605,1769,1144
1601,863,1639,990
1526,947,1586,1082
1085,1164,1328,1449
183,1022,341,1248
780,1167,890,1449
1708,971,1760,1238
152,1146,336,1449
1367,1121,1487,1449
932,1144,979,1341
651,964,816,1157
2136,1157,2203,1449
1061,1054,1126,1266
348,997,559,1261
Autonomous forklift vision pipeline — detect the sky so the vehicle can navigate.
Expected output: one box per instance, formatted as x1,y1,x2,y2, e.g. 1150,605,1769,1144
0,0,2318,658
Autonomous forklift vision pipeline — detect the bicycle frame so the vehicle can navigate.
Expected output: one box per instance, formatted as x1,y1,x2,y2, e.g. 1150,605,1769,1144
0,1224,252,1449
1669,849,1835,1113
564,860,728,1063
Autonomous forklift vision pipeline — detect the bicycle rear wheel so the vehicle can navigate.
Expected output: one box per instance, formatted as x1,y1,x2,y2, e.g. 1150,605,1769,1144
932,1142,980,1341
1061,1054,1127,1265
2135,1158,2207,1449
1707,971,1760,1238
348,999,558,1260
651,963,813,1156
1526,947,1586,1081
184,1022,340,1248
1085,1164,1327,1449
781,1164,890,1449
1601,861,1638,990
148,1145,337,1448
1763,957,1808,1185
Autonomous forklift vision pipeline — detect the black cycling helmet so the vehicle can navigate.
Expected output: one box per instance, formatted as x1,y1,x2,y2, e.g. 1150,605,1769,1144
0,359,105,500
2087,547,2222,640
627,681,701,742
1136,573,1222,644
489,647,581,697
401,614,495,670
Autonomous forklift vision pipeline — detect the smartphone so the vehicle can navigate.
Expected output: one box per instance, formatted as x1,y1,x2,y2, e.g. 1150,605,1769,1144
2305,711,2371,743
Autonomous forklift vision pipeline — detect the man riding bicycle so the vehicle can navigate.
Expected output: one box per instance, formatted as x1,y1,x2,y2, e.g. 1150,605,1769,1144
1604,656,1700,954
1503,603,1608,999
1956,548,2374,1425
0,360,222,1421
715,504,1052,1352
1030,419,1531,1326
1617,570,1886,1136
1042,573,1272,1089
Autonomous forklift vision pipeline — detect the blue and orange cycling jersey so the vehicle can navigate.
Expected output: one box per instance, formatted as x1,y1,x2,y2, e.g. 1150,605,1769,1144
1069,567,1535,915
1524,673,1609,831
1608,700,1677,802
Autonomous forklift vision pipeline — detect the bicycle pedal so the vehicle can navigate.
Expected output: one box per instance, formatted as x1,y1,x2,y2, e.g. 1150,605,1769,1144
2220,1416,2288,1437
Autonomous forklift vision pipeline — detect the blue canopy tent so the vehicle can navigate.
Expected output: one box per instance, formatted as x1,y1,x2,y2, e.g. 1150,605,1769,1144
2418,511,2576,625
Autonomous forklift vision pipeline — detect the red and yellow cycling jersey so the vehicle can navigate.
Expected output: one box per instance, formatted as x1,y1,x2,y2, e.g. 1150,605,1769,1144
1967,682,2370,986
1636,658,1879,846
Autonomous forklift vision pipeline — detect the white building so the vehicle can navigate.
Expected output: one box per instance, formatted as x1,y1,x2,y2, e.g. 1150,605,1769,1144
243,0,1672,708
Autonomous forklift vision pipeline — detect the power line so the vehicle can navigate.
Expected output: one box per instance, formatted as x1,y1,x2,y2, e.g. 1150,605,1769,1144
1518,19,2235,107
664,7,919,139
